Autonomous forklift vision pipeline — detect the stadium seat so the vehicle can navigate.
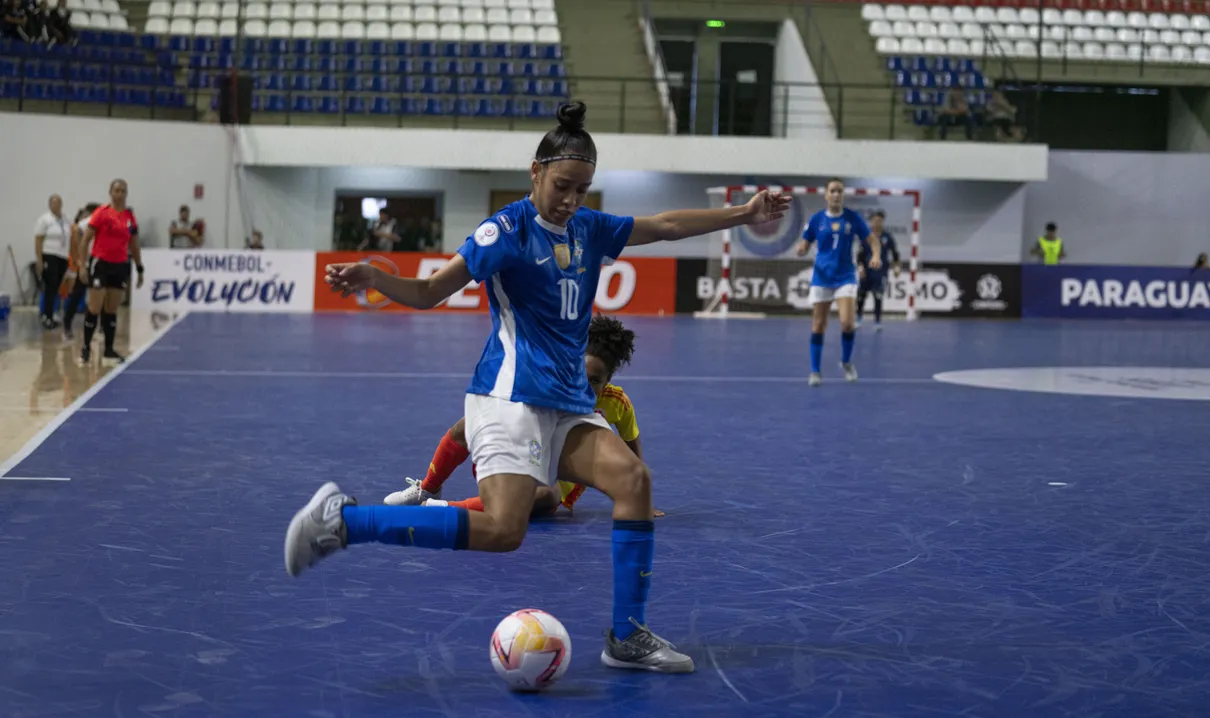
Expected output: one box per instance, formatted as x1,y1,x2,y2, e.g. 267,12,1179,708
862,4,884,22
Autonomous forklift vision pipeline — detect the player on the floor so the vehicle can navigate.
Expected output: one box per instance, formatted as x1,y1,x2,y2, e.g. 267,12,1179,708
796,178,880,387
285,101,790,674
855,209,900,332
79,180,143,365
385,314,665,518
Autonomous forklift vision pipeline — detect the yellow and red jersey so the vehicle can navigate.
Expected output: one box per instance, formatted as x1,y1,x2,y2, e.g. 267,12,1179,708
558,383,639,510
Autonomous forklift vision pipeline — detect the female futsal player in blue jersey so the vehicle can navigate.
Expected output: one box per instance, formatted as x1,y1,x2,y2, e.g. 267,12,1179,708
796,178,881,386
284,101,790,674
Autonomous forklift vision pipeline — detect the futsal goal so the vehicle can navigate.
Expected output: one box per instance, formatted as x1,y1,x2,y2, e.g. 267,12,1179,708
693,185,922,320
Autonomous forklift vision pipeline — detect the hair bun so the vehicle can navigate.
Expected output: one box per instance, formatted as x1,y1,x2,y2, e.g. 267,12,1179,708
556,101,587,131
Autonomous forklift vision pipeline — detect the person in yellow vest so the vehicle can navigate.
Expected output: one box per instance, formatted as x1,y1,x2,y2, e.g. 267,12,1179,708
1031,222,1065,264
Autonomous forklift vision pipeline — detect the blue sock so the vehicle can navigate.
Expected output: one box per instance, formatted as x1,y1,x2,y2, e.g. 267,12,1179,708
842,331,855,363
809,333,824,373
342,505,469,550
612,519,654,640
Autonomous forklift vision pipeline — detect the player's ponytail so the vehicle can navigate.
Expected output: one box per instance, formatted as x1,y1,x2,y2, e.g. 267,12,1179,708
535,101,596,167
587,314,636,377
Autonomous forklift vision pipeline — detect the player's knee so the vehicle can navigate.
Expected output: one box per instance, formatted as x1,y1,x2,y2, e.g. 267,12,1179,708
485,519,528,553
616,458,652,501
449,418,467,445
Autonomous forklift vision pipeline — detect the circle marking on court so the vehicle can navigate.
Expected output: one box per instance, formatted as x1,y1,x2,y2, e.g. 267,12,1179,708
932,367,1210,401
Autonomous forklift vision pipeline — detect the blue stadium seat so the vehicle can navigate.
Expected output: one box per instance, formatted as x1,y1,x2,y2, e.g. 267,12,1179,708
290,56,312,72
339,40,361,56
168,36,190,52
370,96,393,114
550,79,567,97
441,41,461,58
540,44,561,60
155,88,187,107
886,56,905,72
346,95,367,113
264,73,286,91
318,95,340,113
263,93,287,112
219,37,235,54
932,57,952,72
268,38,289,55
493,60,513,76
912,109,934,126
0,80,20,98
316,39,337,55
291,95,314,113
546,63,566,78
291,74,312,92
489,42,510,59
417,40,437,57
516,43,536,60
423,96,451,115
934,71,954,88
389,40,411,56
364,75,392,93
317,74,338,92
292,39,313,55
242,39,264,55
0,59,16,77
140,34,159,51
465,41,486,58
68,83,93,102
193,37,215,53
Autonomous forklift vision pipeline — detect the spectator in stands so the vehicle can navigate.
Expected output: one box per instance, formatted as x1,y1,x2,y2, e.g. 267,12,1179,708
33,193,70,330
2,0,30,42
1194,253,1208,270
22,0,48,41
45,0,71,46
169,204,205,248
938,90,974,141
246,230,264,250
986,91,1018,142
1030,222,1065,265
358,208,399,252
417,216,436,248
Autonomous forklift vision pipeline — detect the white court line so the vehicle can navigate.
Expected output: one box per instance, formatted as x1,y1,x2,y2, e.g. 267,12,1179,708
0,407,128,413
0,313,189,478
0,476,71,481
123,369,938,384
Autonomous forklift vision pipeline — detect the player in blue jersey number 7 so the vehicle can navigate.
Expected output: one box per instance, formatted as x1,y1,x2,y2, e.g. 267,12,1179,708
796,178,881,386
285,101,790,674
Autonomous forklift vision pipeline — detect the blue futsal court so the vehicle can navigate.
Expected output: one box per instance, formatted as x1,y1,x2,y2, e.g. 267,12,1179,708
3,313,1210,716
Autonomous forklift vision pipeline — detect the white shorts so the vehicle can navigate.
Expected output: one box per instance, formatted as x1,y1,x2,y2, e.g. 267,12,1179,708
464,394,611,487
808,283,858,305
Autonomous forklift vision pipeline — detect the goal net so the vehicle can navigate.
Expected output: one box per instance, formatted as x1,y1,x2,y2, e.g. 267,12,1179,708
693,185,922,320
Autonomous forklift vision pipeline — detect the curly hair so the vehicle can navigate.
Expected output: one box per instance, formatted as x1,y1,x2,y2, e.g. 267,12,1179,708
586,314,636,377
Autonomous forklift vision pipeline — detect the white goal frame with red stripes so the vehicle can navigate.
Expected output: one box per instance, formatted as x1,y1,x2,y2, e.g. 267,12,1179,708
699,185,922,321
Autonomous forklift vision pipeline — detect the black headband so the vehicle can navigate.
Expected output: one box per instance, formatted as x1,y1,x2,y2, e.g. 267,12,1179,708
538,153,596,166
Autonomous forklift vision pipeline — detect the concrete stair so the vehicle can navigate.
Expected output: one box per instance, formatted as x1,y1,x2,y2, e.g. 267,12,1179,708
552,0,666,134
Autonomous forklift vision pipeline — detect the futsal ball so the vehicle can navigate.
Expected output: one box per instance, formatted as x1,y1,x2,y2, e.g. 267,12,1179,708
489,609,571,691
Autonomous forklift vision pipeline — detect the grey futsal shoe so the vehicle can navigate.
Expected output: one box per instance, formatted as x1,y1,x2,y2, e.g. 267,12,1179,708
601,619,695,674
383,477,440,506
842,362,859,382
285,482,356,577
808,372,822,387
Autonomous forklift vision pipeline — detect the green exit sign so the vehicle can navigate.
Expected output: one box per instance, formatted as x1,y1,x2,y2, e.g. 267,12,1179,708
706,20,725,28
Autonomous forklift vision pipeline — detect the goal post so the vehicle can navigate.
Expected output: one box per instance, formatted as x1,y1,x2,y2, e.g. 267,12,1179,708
693,185,922,321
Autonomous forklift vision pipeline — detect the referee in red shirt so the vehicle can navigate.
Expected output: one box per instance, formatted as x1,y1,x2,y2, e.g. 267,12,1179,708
79,179,144,364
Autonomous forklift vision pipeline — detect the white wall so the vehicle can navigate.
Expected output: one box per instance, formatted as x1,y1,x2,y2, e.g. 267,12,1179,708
1023,151,1210,266
771,19,835,140
1167,91,1210,153
0,115,244,300
243,166,1028,263
238,126,1049,182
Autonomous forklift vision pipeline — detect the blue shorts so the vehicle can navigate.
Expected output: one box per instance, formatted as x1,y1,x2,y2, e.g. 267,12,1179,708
859,273,886,296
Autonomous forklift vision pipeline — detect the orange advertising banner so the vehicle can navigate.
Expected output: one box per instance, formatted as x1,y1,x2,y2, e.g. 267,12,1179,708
313,252,677,315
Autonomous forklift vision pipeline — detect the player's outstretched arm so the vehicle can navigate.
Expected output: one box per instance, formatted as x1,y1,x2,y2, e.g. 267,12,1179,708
325,255,473,310
627,189,791,247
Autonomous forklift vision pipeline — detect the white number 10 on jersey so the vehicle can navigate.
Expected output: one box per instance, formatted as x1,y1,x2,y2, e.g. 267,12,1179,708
558,278,580,320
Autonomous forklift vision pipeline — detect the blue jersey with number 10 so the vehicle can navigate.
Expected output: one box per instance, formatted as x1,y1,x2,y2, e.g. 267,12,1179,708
802,208,871,289
457,198,634,415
